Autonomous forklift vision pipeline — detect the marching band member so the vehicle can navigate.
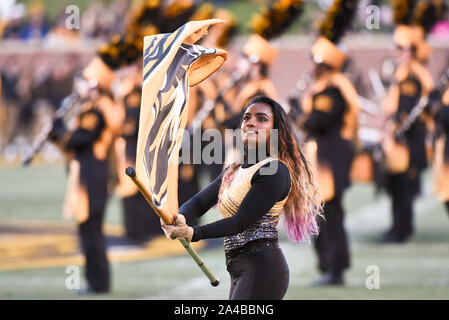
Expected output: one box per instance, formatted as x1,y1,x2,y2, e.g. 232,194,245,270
49,60,124,294
297,0,360,285
379,0,435,243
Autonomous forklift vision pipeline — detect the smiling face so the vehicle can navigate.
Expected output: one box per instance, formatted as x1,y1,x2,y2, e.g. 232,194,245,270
241,102,274,148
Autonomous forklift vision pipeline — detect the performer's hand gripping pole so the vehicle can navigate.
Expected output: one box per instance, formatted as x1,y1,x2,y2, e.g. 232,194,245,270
125,166,219,287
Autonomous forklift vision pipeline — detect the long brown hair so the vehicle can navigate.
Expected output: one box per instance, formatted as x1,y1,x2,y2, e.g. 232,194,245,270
218,96,323,242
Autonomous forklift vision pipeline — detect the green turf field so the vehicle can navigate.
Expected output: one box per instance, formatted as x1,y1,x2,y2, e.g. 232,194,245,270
0,164,448,300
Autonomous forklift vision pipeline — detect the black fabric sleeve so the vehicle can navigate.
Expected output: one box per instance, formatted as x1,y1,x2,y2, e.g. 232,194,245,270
179,169,225,225
65,110,105,152
436,105,449,130
191,161,291,242
303,87,345,135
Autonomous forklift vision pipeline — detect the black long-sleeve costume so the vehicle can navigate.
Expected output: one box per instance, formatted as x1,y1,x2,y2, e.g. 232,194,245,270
180,158,291,300
180,160,291,244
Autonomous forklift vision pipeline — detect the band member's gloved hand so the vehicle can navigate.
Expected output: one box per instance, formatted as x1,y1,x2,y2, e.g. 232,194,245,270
160,214,194,243
48,118,66,142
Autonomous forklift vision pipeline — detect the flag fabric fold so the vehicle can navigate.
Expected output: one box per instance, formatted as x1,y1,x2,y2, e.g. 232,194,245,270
135,19,227,224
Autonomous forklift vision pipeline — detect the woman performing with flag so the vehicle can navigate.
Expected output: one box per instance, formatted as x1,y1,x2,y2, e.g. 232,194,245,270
161,95,322,300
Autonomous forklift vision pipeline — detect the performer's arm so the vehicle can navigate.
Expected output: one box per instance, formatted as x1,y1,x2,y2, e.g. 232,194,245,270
190,161,291,242
65,110,105,151
436,105,449,128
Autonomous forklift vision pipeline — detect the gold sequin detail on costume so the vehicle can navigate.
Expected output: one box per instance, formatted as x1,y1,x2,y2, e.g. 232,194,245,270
218,157,290,252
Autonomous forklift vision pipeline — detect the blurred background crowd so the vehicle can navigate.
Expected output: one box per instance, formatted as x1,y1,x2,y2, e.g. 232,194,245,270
0,0,448,162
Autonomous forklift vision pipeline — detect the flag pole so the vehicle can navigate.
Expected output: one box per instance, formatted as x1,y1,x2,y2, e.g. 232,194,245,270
125,166,220,287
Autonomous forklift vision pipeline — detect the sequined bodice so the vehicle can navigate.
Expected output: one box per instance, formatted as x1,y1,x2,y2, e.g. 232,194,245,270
218,158,289,252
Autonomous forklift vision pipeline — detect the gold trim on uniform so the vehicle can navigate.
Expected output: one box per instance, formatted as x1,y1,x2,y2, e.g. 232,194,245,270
302,70,360,141
442,87,449,106
114,137,139,198
304,140,335,201
63,160,89,224
433,87,449,201
218,158,290,225
93,95,125,162
125,92,141,108
180,164,195,181
433,135,449,201
80,113,99,131
349,151,374,183
314,94,333,113
399,79,418,96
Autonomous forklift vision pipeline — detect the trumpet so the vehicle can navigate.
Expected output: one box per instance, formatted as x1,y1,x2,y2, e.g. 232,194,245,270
22,76,98,166
22,92,80,167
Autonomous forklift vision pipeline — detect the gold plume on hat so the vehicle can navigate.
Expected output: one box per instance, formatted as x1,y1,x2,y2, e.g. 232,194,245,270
200,8,239,48
392,0,418,25
97,0,200,70
317,0,359,44
249,0,306,40
310,0,359,69
164,0,195,18
244,0,306,65
191,2,215,21
413,0,441,36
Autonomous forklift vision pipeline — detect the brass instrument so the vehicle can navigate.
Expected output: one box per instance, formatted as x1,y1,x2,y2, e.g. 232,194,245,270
22,93,80,166
22,77,98,166
382,95,429,174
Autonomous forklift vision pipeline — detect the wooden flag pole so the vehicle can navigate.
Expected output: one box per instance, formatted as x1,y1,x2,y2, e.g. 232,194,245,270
125,166,219,287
